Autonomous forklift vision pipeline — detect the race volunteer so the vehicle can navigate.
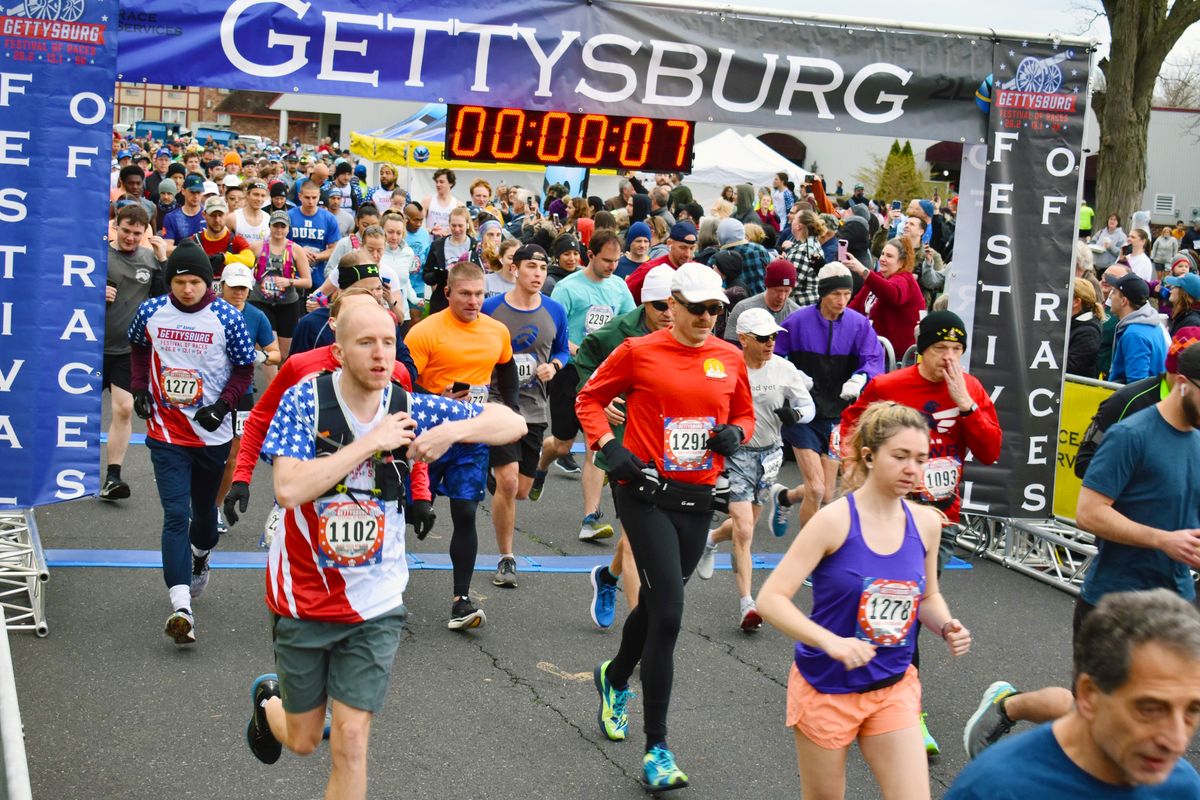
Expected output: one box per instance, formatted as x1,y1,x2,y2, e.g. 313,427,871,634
697,308,815,632
404,262,520,630
534,230,636,543
837,310,1001,756
100,204,167,502
769,264,885,533
574,264,676,630
578,262,754,792
127,240,256,645
245,301,524,798
223,291,433,548
481,245,570,588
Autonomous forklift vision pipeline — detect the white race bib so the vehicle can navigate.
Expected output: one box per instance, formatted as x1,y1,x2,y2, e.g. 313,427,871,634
160,367,203,408
316,499,385,568
663,416,714,472
855,578,922,647
584,304,615,334
468,384,489,406
514,353,538,386
919,456,961,502
762,448,784,483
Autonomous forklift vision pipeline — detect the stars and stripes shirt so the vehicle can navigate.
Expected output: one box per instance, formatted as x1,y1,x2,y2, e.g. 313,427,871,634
262,373,481,622
128,295,255,446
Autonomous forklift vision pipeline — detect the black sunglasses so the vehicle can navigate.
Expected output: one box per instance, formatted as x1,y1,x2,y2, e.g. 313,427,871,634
649,301,669,311
671,294,724,317
751,333,777,343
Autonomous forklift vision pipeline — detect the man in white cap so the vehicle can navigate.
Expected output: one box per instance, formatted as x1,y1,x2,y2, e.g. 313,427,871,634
577,262,755,791
696,307,815,631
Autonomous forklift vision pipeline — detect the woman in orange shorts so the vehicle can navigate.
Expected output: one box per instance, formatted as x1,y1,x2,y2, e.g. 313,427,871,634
758,402,972,799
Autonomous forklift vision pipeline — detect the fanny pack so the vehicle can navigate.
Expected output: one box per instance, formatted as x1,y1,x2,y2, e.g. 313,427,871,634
629,467,715,514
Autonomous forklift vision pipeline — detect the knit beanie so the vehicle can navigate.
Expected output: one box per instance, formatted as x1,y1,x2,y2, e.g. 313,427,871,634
816,263,853,297
165,239,214,287
917,310,968,353
626,221,652,245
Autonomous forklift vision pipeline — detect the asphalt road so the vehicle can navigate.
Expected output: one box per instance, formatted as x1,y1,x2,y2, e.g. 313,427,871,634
8,435,1197,799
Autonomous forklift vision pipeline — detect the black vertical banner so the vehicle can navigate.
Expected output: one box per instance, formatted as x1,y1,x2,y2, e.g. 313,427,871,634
963,41,1091,519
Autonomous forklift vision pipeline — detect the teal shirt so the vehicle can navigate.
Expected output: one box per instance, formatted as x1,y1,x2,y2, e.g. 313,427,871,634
550,270,636,345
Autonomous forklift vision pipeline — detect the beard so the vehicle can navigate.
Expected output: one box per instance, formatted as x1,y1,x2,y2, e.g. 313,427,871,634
1183,393,1200,430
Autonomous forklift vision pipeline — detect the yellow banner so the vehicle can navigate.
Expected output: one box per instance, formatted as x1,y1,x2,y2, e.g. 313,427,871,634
1053,378,1117,520
349,132,620,175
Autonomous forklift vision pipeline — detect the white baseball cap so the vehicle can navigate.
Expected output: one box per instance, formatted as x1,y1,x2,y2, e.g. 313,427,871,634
222,174,242,187
670,262,729,304
220,264,254,288
735,307,786,337
641,265,675,304
202,180,220,197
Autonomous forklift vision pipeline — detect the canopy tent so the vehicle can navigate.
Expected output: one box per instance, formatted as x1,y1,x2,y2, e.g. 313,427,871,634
686,128,810,206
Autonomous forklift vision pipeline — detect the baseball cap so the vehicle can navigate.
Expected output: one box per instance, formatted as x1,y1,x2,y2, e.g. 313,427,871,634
765,259,798,288
1178,336,1200,380
221,174,242,188
155,147,171,157
157,178,178,196
736,307,786,337
220,264,254,289
513,244,548,265
641,265,675,304
117,149,131,160
204,197,228,214
1165,273,1200,300
853,182,864,190
1167,326,1200,374
1113,273,1150,304
671,262,728,304
269,182,288,198
269,210,290,227
202,180,220,197
285,152,299,161
668,221,697,243
182,174,204,193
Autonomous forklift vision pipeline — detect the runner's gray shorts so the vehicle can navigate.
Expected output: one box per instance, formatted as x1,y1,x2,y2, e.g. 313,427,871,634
726,444,784,505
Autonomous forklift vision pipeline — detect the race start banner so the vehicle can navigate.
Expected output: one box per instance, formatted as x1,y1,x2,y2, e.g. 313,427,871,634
963,40,1091,518
0,0,116,507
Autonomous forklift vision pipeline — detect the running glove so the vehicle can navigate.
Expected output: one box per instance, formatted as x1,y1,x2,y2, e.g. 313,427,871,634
774,406,800,427
706,424,744,457
407,500,436,540
194,399,230,432
600,440,647,482
840,373,867,401
223,481,250,526
133,389,154,420
253,349,269,366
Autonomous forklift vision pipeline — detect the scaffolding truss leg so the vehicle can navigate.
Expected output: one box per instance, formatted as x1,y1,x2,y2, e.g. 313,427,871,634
0,510,48,637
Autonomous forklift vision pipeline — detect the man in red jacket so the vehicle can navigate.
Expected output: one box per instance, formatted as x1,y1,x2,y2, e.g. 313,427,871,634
223,292,434,541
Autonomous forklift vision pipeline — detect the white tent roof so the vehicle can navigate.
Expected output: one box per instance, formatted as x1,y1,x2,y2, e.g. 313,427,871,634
688,129,809,193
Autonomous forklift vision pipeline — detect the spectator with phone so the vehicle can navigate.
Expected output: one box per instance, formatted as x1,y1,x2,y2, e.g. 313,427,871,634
844,237,926,355
902,215,946,307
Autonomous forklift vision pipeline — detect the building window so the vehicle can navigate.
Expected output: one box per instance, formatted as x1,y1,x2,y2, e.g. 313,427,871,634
118,106,144,125
168,85,187,91
162,108,187,125
1153,193,1176,216
216,113,232,126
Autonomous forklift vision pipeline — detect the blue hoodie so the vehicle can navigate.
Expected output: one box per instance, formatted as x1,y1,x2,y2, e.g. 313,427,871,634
1109,303,1168,384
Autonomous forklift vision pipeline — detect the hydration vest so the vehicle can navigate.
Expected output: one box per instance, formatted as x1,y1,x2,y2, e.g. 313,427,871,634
313,371,411,502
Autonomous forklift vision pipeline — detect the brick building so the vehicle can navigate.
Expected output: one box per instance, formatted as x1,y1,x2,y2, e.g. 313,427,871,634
113,84,317,144
215,90,319,142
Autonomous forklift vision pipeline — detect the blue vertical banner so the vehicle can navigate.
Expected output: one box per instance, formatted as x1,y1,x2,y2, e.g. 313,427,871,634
0,0,116,507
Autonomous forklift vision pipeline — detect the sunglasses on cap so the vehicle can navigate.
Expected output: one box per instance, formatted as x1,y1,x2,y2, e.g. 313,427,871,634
671,293,724,317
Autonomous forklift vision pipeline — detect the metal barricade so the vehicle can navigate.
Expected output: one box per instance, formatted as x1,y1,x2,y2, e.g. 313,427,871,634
0,612,32,800
0,511,48,637
957,513,1096,597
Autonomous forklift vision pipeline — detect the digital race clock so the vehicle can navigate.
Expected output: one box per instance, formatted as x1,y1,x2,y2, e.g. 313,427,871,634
444,104,695,172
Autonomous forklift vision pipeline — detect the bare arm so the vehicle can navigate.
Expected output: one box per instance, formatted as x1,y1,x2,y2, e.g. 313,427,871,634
910,504,971,656
1076,485,1200,568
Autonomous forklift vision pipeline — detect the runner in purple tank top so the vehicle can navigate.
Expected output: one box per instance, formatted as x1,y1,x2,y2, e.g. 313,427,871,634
758,401,972,800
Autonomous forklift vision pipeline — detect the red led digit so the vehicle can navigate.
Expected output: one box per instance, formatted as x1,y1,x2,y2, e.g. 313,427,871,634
666,120,691,169
491,108,525,159
619,117,653,167
450,105,486,157
536,111,571,162
573,114,607,165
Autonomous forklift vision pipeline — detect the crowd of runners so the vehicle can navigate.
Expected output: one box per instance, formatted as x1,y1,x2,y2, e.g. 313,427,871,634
98,135,1200,798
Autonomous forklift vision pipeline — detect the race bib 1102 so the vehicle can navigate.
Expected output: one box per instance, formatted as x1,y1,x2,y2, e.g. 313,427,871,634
316,499,386,569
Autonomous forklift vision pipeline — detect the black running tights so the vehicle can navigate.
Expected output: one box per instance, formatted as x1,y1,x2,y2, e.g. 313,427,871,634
449,499,479,598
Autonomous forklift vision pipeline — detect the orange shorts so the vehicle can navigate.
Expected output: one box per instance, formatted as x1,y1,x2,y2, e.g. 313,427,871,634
786,662,922,750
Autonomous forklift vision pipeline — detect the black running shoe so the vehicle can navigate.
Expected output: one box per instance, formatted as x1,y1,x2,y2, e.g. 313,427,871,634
246,674,282,764
448,597,486,630
98,478,130,501
555,454,581,474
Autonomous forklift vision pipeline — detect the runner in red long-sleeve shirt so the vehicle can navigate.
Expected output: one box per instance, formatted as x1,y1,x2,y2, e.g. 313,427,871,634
223,293,433,544
577,263,754,792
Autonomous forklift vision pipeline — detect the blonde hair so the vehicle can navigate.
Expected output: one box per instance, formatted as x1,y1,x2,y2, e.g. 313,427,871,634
843,401,929,490
744,222,765,244
1073,238,1094,275
799,210,827,238
647,215,669,243
447,261,485,286
1073,277,1104,320
709,199,735,219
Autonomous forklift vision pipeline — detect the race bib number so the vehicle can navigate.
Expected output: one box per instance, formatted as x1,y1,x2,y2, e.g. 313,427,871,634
514,353,538,386
316,499,385,568
160,368,203,408
584,304,615,334
918,456,961,502
827,424,841,461
258,273,285,302
663,416,714,472
855,578,922,647
762,448,784,483
234,409,251,438
467,384,489,405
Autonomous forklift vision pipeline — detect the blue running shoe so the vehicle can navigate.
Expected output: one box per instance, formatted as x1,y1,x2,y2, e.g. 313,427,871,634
590,565,618,629
768,483,792,538
594,660,632,741
963,681,1017,759
642,743,688,792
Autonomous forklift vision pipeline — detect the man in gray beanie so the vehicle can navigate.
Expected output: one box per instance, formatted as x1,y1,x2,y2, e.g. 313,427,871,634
718,217,772,295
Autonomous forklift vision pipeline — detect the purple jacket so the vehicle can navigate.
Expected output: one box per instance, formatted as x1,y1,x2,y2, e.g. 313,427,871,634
775,304,884,419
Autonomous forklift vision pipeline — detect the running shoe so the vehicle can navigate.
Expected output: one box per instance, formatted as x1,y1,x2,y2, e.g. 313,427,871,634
594,660,632,741
448,597,486,630
739,598,762,632
920,712,940,756
164,608,195,645
589,565,618,629
963,681,1018,760
216,507,229,536
191,551,210,598
579,512,614,541
260,504,282,550
528,470,547,502
768,483,792,538
246,673,282,764
493,556,519,588
696,542,718,580
555,454,581,474
322,705,333,740
642,744,688,792
98,478,130,502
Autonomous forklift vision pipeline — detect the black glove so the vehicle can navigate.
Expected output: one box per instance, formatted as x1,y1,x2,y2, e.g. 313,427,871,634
194,399,230,432
706,424,743,457
223,481,250,526
133,389,154,420
600,439,647,483
407,500,436,540
774,406,800,427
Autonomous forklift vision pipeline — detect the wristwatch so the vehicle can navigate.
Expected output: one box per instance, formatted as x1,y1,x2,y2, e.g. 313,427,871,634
959,402,978,417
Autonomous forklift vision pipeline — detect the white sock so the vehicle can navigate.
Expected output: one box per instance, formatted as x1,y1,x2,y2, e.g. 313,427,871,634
500,553,514,560
705,532,716,548
169,584,192,613
191,544,210,559
740,595,755,610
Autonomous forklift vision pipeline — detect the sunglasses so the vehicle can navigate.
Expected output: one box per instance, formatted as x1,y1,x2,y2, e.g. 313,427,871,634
672,294,724,317
249,181,267,190
751,333,778,343
649,301,669,311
